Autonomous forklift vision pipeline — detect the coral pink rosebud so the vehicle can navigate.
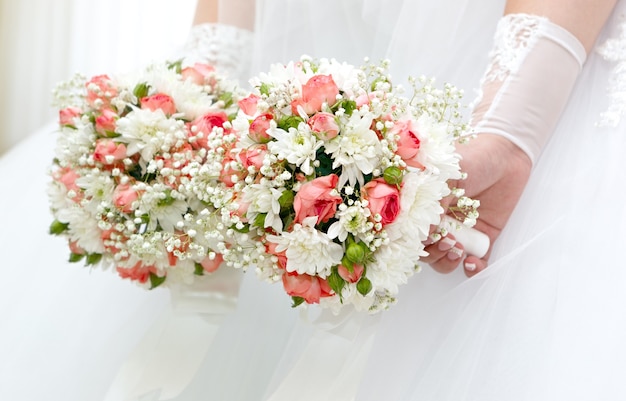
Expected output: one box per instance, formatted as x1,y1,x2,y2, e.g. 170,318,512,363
308,112,340,140
86,74,117,109
181,63,216,86
95,109,118,135
231,196,250,223
116,262,155,284
282,271,333,304
362,178,401,225
59,106,82,126
68,241,86,255
93,139,126,165
113,183,139,213
249,113,273,143
239,144,268,171
56,167,82,202
238,94,260,116
266,241,288,270
392,120,423,168
301,74,340,112
190,112,229,149
293,174,343,225
200,253,223,273
338,264,365,283
141,93,176,116
219,156,246,187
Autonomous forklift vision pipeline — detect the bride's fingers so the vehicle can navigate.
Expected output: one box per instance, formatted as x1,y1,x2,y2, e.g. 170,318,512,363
462,255,488,277
423,235,465,274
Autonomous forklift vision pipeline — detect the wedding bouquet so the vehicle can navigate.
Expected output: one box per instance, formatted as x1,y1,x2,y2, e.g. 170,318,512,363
48,60,244,288
213,57,477,313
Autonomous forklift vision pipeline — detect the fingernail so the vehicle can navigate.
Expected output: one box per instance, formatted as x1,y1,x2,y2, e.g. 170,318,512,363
465,262,477,272
447,247,463,260
437,237,456,251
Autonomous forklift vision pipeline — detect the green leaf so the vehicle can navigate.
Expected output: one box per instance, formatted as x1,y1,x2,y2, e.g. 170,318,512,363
314,147,338,177
219,92,233,108
331,99,357,116
278,190,294,211
259,83,271,96
85,253,102,266
133,82,150,99
277,115,304,131
194,263,205,276
356,277,373,296
291,296,305,308
49,220,69,235
253,213,267,229
69,253,85,263
167,59,183,74
149,272,167,289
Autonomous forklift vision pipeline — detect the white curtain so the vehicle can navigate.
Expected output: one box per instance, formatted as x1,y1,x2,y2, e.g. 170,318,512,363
0,0,197,155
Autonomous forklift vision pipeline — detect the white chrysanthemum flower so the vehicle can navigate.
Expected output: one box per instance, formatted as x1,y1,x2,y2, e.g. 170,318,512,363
267,216,343,278
75,172,116,211
325,111,381,187
411,114,462,181
367,242,421,295
385,172,447,247
326,203,372,242
267,121,323,176
63,207,105,254
116,108,186,162
242,182,283,232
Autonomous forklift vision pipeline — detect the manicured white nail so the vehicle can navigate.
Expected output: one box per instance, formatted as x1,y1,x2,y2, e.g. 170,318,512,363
465,262,477,272
447,247,463,260
438,237,456,251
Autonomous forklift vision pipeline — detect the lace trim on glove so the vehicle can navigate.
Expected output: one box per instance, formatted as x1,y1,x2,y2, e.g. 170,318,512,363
482,14,547,83
596,15,626,127
182,23,254,82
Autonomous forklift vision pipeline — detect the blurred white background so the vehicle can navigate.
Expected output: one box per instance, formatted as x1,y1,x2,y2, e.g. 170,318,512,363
0,0,197,156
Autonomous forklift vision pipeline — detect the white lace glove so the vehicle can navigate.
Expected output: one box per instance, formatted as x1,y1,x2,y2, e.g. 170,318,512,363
471,14,587,164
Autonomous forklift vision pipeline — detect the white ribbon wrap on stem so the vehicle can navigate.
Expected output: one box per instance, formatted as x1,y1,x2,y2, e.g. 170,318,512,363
104,267,242,401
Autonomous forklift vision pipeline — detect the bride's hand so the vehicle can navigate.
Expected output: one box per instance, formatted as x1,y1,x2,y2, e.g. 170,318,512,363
422,134,532,276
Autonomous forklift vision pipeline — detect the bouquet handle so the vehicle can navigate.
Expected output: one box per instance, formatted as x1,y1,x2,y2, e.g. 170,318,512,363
440,215,490,259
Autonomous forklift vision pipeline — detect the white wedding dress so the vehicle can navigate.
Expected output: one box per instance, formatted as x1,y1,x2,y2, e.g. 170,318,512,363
1,0,626,400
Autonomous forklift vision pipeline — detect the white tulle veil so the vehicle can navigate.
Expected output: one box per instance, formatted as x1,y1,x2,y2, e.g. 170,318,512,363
171,0,626,399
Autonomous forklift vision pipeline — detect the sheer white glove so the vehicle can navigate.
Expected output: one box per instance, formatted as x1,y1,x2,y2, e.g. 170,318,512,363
471,13,587,164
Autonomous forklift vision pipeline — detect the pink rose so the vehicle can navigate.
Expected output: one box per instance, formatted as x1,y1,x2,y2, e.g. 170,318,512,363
95,109,118,135
239,144,268,171
308,112,339,140
59,107,82,127
93,139,126,165
86,75,117,109
189,112,229,149
116,262,156,284
181,63,216,86
293,174,343,225
238,94,260,116
249,113,273,143
68,241,86,255
200,253,224,273
219,156,246,187
113,183,139,213
231,196,250,223
56,167,82,202
301,74,339,112
338,264,364,283
362,178,401,225
392,120,423,169
282,271,333,304
141,93,176,116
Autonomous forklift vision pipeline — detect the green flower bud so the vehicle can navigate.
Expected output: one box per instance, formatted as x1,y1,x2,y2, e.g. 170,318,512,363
356,277,373,296
346,241,366,264
383,166,403,185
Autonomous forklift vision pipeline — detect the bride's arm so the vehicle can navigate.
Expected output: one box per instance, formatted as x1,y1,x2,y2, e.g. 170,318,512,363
181,0,256,82
423,0,618,275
